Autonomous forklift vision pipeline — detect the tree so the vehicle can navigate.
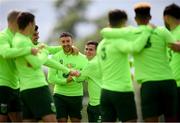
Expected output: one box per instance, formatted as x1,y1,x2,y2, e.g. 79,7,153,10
48,0,91,44
48,0,108,48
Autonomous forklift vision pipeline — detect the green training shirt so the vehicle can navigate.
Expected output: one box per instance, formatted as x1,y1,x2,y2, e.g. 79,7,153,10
74,56,102,106
12,32,70,91
170,25,180,87
97,26,151,92
48,51,88,96
133,26,176,83
0,28,31,89
101,26,152,53
46,45,62,54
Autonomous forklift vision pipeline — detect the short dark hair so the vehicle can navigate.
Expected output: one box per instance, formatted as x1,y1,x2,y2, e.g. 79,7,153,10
17,12,35,30
59,32,73,38
86,41,98,49
163,3,180,19
7,10,20,23
134,2,151,19
108,9,127,27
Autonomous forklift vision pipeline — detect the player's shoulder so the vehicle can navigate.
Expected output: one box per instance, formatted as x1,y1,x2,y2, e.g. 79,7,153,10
78,52,87,58
154,26,171,37
54,50,64,56
0,29,9,38
155,26,168,31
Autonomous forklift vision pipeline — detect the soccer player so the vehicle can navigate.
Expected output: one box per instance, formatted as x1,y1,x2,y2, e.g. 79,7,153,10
31,25,79,55
74,41,102,122
12,12,76,122
97,9,152,122
48,32,88,122
100,3,180,122
84,41,101,122
133,2,179,122
0,10,39,122
163,3,180,121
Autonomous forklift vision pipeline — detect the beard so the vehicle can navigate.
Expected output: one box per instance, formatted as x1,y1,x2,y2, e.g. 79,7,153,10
164,22,171,30
63,45,72,53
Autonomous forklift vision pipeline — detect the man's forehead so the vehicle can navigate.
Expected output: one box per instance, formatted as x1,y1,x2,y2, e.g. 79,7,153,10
60,36,71,40
86,44,96,47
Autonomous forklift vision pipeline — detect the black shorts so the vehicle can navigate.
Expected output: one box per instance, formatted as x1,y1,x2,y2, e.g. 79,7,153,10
0,86,22,115
141,79,178,119
100,89,137,122
53,94,82,119
20,86,56,120
87,104,101,122
176,87,180,121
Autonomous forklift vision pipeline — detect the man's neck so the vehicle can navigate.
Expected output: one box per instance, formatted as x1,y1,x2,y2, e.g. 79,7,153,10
138,22,149,26
170,20,180,30
63,48,73,55
137,19,149,25
8,25,16,34
19,29,31,37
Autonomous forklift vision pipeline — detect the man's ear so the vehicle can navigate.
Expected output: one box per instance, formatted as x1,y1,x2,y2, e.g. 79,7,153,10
163,15,168,21
148,15,152,20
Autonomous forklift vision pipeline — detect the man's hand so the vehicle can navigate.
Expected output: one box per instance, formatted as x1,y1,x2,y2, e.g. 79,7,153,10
170,41,180,52
38,44,46,50
69,70,80,77
72,46,79,55
31,48,39,55
148,23,156,29
67,75,73,83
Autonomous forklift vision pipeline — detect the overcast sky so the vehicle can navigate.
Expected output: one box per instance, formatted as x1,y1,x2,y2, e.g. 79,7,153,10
1,0,180,42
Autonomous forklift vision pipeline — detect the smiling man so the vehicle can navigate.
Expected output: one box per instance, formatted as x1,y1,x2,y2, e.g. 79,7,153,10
48,32,88,122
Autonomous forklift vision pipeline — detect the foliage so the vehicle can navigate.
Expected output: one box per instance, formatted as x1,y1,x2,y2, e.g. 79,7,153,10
48,0,108,51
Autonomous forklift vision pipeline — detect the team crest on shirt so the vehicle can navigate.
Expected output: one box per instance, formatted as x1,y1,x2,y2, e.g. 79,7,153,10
66,63,76,68
59,59,63,64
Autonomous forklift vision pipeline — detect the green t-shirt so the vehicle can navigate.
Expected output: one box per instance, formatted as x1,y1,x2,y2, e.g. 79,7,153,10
12,32,70,91
170,25,180,87
36,43,62,54
48,51,88,96
101,26,152,53
46,45,62,54
133,26,176,83
74,56,102,106
0,28,31,89
97,26,151,92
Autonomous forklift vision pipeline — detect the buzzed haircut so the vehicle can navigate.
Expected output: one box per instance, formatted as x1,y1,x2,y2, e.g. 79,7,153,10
59,32,73,38
134,2,151,19
7,10,21,23
17,12,35,30
86,41,98,49
163,3,180,19
108,9,127,27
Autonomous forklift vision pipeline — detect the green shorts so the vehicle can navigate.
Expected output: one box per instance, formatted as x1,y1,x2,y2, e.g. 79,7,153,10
53,94,82,119
20,86,56,120
0,86,22,115
100,89,137,122
141,80,178,119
